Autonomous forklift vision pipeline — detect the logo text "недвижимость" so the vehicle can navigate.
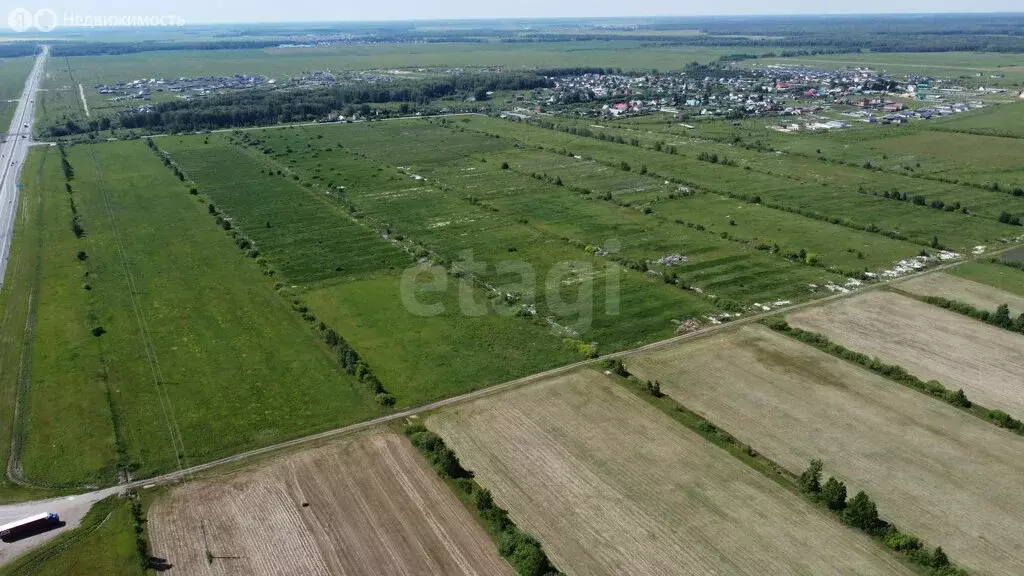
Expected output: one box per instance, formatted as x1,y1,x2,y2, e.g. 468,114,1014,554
8,8,185,32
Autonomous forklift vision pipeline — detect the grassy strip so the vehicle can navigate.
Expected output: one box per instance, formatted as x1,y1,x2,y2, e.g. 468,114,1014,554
763,317,1024,435
604,359,968,576
404,423,562,576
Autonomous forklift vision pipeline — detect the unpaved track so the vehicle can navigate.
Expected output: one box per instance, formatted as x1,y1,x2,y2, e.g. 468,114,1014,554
148,433,511,576
788,290,1024,417
629,325,1024,576
427,370,913,576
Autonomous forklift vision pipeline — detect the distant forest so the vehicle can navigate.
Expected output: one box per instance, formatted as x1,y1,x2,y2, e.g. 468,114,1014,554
14,12,1024,56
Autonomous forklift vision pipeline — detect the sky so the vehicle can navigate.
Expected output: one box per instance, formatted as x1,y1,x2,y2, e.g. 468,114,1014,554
2,0,1023,28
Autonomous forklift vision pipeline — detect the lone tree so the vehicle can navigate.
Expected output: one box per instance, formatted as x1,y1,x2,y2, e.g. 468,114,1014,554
821,477,847,511
799,459,823,495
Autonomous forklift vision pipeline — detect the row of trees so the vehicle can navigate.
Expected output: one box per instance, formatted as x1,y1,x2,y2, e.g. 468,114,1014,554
405,424,561,576
799,460,964,574
764,316,1024,435
922,296,1024,340
115,72,551,133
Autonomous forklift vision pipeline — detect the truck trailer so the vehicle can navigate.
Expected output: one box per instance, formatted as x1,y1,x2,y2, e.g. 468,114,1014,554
0,512,60,541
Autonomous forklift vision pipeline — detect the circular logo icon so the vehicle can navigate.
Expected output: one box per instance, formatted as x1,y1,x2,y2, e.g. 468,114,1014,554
33,8,57,32
7,7,33,32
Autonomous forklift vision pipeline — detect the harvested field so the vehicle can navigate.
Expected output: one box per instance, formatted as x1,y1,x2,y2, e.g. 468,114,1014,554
787,290,1024,417
428,370,913,576
899,272,1024,315
148,433,511,576
629,325,1024,576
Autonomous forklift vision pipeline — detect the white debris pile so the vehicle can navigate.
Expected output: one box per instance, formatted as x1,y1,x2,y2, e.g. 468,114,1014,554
655,253,690,266
705,312,736,325
973,245,987,255
878,251,961,278
879,256,930,278
675,318,702,334
824,282,850,293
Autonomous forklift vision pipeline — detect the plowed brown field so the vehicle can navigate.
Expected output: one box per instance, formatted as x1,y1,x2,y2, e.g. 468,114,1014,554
899,272,1024,315
787,290,1024,416
630,325,1024,576
148,433,511,576
428,370,913,576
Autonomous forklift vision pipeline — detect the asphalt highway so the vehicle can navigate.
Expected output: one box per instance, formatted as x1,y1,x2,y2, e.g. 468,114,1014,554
0,46,47,288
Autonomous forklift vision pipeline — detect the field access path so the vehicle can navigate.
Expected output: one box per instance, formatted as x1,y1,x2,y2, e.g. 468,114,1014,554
0,46,47,288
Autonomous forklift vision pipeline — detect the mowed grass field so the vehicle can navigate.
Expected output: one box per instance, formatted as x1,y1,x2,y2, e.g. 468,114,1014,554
899,271,1024,315
627,325,1024,576
149,432,512,576
787,290,1024,417
427,370,914,576
11,141,383,486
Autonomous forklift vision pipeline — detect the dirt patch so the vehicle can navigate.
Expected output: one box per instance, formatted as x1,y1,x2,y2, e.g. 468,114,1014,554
899,272,1024,315
148,433,511,576
428,370,912,576
787,290,1024,417
630,325,1024,576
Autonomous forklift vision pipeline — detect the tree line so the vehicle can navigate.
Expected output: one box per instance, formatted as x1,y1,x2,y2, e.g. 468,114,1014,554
764,316,1024,434
113,72,550,133
405,423,561,576
799,460,966,575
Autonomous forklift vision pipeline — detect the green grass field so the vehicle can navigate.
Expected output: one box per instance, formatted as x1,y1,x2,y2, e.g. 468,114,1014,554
0,56,33,131
950,260,1024,297
930,101,1024,138
457,116,1020,251
544,115,1024,225
11,142,385,486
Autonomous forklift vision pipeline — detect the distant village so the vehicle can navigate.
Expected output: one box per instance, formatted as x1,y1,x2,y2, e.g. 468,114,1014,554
502,63,998,129
92,61,1010,128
